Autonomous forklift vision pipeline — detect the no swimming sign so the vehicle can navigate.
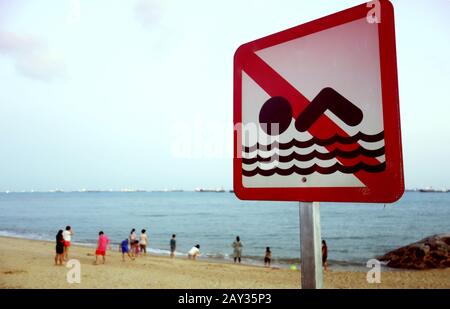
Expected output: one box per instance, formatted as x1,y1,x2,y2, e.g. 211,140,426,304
233,0,404,203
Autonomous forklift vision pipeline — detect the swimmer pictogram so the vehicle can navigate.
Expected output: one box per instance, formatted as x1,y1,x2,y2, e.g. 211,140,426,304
244,87,385,177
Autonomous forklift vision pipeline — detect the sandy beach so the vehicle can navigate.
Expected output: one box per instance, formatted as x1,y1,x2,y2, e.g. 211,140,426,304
0,236,449,289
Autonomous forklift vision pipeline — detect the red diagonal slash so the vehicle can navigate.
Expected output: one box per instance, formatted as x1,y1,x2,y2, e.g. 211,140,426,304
242,51,383,188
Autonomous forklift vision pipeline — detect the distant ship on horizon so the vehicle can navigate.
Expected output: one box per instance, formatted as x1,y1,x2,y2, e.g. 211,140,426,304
419,187,448,193
195,187,226,193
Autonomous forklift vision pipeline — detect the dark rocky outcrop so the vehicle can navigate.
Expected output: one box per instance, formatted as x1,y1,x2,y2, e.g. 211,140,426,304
379,234,450,270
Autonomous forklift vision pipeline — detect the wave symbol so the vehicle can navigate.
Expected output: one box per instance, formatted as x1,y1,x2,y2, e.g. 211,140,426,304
242,132,386,176
243,146,385,165
243,87,386,177
242,161,386,177
243,131,384,153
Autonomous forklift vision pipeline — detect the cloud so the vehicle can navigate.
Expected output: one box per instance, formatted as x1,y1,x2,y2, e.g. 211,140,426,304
0,0,25,27
0,31,66,82
134,0,163,29
0,31,41,52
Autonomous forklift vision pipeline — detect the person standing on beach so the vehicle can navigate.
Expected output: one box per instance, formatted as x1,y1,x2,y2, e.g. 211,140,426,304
264,247,272,267
62,225,73,261
188,244,200,260
139,229,148,256
170,234,176,258
55,230,64,266
322,240,328,271
129,228,137,257
95,231,110,265
232,236,243,264
120,238,134,261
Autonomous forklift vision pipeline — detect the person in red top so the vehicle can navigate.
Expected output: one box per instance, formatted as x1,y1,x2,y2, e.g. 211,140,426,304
95,231,110,265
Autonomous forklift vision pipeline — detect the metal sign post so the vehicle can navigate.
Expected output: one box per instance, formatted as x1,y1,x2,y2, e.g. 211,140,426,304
300,202,323,289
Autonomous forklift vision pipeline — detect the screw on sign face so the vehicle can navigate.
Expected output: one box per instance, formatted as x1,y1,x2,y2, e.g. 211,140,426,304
233,0,404,203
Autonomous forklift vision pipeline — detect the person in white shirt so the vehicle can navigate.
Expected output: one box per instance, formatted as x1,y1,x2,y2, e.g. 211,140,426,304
129,229,137,257
139,229,148,256
62,225,73,261
188,244,201,260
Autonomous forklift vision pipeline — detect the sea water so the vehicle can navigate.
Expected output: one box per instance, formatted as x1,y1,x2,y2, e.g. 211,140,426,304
0,191,448,269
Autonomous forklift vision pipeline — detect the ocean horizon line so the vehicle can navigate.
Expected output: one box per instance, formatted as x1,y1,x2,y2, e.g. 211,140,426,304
1,188,449,194
0,189,236,194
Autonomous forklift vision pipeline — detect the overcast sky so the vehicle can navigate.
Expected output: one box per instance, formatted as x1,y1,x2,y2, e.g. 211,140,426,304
0,0,449,191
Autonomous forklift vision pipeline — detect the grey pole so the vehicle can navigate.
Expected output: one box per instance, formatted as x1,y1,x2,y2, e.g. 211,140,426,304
300,202,323,289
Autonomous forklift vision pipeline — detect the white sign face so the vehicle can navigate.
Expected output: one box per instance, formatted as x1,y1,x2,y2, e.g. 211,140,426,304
241,17,384,188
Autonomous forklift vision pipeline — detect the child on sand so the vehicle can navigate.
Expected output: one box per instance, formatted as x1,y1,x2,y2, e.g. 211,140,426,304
188,244,200,260
264,247,272,267
170,234,176,258
139,229,148,256
120,238,134,261
95,231,110,265
62,225,73,261
55,230,64,266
